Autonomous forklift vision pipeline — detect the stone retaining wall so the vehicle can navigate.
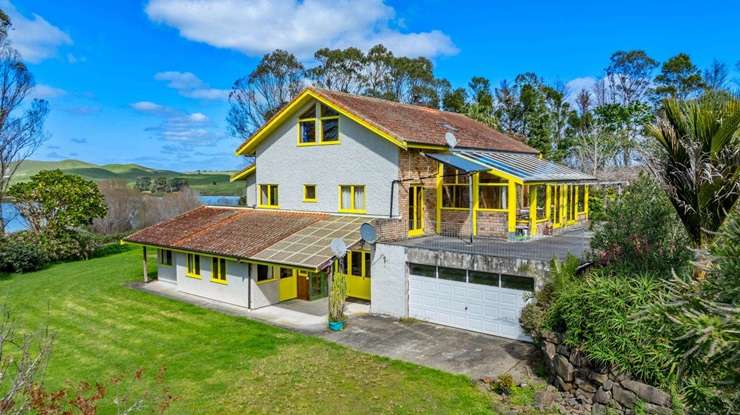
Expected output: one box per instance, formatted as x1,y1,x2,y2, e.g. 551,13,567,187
541,332,676,415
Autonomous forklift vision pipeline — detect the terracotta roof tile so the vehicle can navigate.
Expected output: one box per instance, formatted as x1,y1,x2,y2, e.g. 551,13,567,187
310,88,538,153
124,207,328,260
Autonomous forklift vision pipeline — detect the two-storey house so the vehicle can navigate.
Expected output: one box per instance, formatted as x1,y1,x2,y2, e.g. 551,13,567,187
125,87,594,340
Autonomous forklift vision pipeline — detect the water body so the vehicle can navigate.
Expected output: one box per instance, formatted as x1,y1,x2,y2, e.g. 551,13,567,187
199,195,241,206
1,202,27,233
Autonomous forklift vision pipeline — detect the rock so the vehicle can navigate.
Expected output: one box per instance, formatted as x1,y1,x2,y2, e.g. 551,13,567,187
542,331,561,344
590,371,608,385
556,375,572,392
621,379,671,407
575,389,593,404
592,403,608,415
557,344,570,356
579,382,596,394
645,402,673,415
613,384,638,408
570,349,587,367
555,355,575,382
602,379,614,391
534,389,560,410
544,341,557,359
593,388,611,404
480,376,495,384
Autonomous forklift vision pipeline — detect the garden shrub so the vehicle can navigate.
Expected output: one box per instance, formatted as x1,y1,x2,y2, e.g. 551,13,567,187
0,232,49,273
590,174,691,275
39,228,100,262
520,254,579,336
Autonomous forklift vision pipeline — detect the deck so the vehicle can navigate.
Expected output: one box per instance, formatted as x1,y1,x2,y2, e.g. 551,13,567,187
389,227,592,262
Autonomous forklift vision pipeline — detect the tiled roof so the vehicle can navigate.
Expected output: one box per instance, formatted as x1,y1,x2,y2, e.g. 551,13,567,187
124,207,329,261
310,88,538,153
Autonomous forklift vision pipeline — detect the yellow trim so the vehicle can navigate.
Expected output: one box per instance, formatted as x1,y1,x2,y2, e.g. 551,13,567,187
507,180,517,233
472,173,479,236
229,164,256,182
210,256,228,285
303,184,317,202
545,185,551,221
529,185,537,237
236,89,406,155
406,143,447,151
584,185,589,220
296,103,341,146
258,184,279,208
407,184,424,237
455,153,524,184
255,263,277,285
186,253,201,278
338,184,367,214
436,163,443,233
347,250,371,300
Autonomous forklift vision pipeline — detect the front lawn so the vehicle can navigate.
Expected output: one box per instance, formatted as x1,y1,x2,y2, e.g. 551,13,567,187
0,247,493,414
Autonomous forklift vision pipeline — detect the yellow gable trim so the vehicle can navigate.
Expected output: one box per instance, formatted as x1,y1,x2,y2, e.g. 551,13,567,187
235,89,407,155
229,164,256,182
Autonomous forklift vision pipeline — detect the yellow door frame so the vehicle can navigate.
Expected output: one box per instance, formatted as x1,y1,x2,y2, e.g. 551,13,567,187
346,251,371,300
407,184,424,237
278,267,298,301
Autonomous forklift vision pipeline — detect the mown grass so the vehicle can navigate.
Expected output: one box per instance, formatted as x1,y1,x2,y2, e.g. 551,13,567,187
0,247,494,414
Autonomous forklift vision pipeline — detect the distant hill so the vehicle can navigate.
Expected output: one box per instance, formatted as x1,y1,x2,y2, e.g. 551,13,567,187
11,159,242,196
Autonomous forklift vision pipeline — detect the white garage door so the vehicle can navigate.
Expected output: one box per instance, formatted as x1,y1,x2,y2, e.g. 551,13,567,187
408,263,533,341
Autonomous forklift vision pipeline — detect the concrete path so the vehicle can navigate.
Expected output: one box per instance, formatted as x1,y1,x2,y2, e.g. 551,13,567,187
134,281,536,380
321,314,537,380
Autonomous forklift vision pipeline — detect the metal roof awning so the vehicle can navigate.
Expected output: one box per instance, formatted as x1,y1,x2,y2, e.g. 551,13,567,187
425,150,596,183
424,152,491,173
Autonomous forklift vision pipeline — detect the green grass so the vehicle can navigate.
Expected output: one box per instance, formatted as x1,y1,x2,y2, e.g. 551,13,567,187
0,248,494,414
10,159,243,196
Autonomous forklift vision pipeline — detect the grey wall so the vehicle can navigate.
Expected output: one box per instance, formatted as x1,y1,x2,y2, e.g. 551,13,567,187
173,253,250,308
244,174,256,207
157,249,176,283
254,99,400,216
370,243,408,318
249,263,279,308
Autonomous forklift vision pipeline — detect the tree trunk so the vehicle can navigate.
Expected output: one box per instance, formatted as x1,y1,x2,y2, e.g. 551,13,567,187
0,202,4,236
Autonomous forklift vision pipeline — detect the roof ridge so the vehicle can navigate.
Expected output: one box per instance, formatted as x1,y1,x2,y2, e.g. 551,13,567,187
311,86,451,115
124,205,209,241
172,208,244,247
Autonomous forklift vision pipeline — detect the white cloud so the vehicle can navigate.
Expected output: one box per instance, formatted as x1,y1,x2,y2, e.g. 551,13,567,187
154,71,229,100
30,83,67,99
131,101,167,112
188,112,208,122
144,0,457,59
1,0,72,63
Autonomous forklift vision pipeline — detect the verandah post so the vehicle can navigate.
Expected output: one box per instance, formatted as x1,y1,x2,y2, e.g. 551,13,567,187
529,185,537,237
142,246,149,283
507,180,516,236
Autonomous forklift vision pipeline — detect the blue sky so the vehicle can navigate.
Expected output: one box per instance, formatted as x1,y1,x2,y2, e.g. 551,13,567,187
7,0,740,171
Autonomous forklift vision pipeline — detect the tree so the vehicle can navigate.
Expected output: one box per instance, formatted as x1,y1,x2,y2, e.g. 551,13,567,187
307,47,366,94
440,81,467,113
8,170,107,233
645,96,740,276
0,12,48,235
494,80,523,134
703,59,729,92
226,50,304,138
654,53,704,100
468,76,493,113
571,125,621,176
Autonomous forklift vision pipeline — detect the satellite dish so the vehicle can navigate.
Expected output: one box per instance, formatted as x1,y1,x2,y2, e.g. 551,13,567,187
360,223,378,244
330,238,347,257
445,131,457,149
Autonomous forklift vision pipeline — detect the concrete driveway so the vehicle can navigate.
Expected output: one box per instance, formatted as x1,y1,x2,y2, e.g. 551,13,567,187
321,314,538,380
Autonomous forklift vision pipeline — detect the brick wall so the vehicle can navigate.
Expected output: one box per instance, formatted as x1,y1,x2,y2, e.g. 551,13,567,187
397,149,439,237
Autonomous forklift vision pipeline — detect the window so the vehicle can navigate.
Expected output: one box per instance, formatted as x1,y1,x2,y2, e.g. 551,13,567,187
438,266,467,282
158,249,172,266
303,184,317,202
409,263,436,278
186,253,200,278
531,184,547,218
298,107,316,144
441,165,470,209
478,173,507,210
501,274,534,291
577,185,586,213
259,184,279,208
256,264,272,282
347,251,370,278
319,104,339,143
469,271,499,286
339,185,365,213
279,267,295,279
211,257,227,284
298,103,340,145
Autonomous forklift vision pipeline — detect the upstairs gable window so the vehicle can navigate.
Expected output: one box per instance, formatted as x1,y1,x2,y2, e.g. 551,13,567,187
298,103,340,145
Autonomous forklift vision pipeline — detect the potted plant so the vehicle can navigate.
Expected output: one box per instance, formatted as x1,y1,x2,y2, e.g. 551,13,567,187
328,262,348,331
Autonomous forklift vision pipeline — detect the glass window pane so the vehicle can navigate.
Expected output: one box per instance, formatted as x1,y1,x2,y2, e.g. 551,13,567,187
341,186,351,209
260,185,269,205
321,104,338,117
280,268,293,279
409,263,435,278
469,271,499,286
300,120,316,143
220,258,226,279
350,251,362,276
304,185,316,200
299,107,315,119
479,185,505,209
270,185,278,206
454,185,470,208
257,264,269,281
438,267,466,282
321,118,338,142
501,274,534,291
364,253,371,278
353,186,365,210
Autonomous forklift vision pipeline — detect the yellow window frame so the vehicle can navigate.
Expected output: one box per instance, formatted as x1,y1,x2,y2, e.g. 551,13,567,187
186,253,201,279
211,257,227,284
477,182,508,212
441,166,470,210
347,250,370,278
158,249,173,266
303,184,317,202
338,184,367,213
256,263,277,285
297,103,341,147
258,184,279,208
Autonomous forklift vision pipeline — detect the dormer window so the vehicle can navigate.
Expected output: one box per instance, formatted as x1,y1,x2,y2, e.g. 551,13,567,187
298,103,340,146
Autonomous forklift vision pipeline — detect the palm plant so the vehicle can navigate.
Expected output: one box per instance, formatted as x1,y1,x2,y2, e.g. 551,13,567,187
645,94,740,276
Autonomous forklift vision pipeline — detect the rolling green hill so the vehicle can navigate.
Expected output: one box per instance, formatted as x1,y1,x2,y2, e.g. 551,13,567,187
11,159,242,196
